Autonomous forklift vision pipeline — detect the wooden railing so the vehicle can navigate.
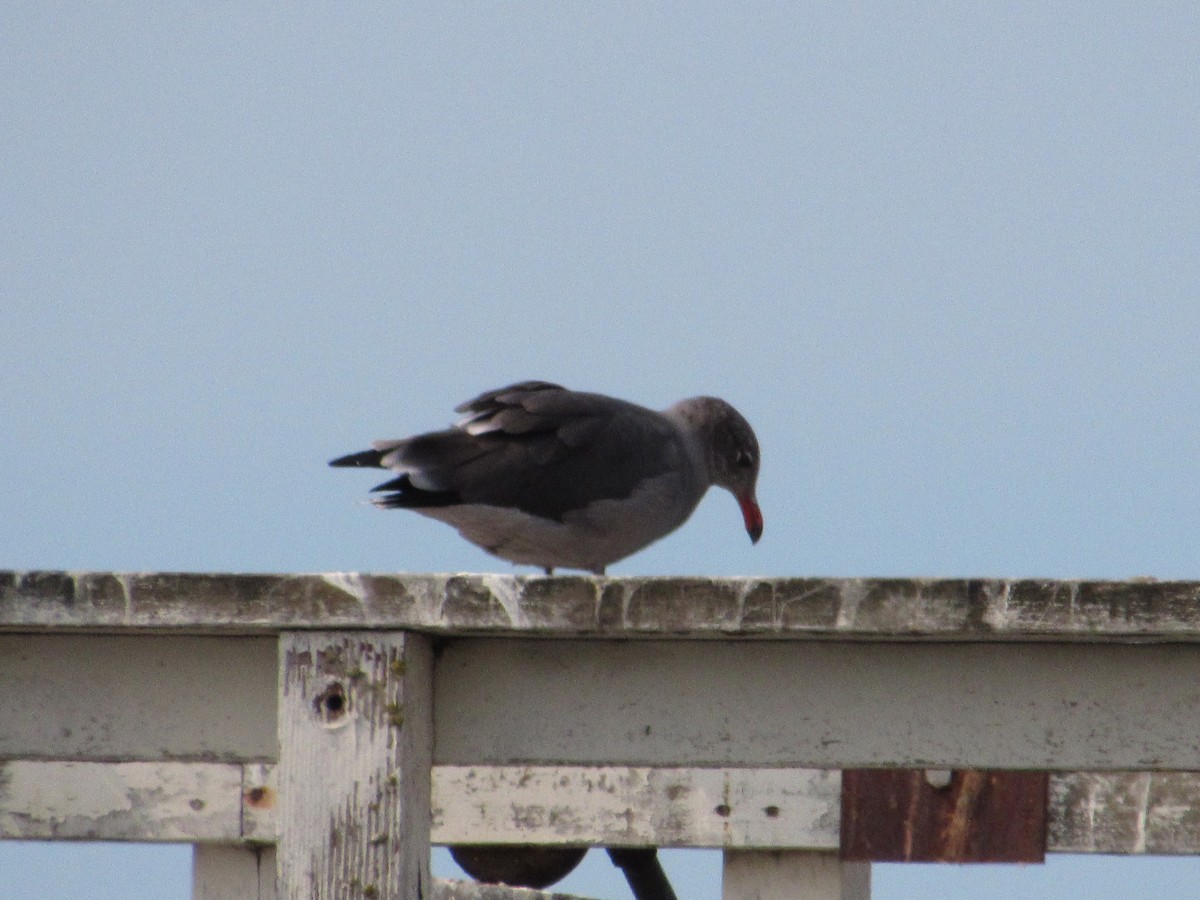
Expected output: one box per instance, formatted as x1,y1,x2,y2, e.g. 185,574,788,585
4,571,1200,898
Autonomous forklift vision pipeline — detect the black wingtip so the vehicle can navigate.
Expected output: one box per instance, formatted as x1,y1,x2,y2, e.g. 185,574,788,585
370,475,409,493
329,449,385,468
369,474,462,509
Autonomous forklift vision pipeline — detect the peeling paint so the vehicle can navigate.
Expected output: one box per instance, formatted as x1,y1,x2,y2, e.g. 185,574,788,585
7,570,1200,640
0,761,241,841
836,580,867,629
277,631,432,898
432,766,842,850
322,572,367,602
982,581,1012,631
479,575,524,626
1131,772,1152,854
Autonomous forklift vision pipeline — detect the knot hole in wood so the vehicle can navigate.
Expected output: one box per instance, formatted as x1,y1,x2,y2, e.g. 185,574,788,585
313,681,350,727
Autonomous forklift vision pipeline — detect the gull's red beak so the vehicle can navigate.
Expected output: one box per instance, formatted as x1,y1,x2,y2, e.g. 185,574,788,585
738,494,763,544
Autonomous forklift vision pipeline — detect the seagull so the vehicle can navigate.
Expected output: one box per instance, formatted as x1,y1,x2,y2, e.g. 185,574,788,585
330,381,762,574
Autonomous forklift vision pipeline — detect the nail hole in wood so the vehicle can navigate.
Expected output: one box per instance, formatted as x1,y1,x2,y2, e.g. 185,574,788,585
245,786,275,809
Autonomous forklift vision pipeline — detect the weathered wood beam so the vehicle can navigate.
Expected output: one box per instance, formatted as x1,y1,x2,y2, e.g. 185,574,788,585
434,768,1200,857
434,639,1200,769
4,764,1200,855
431,766,839,849
0,634,276,762
0,761,243,841
1049,772,1200,854
5,632,1199,770
5,571,1200,640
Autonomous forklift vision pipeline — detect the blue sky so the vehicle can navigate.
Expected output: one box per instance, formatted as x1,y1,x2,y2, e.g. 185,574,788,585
3,4,1199,898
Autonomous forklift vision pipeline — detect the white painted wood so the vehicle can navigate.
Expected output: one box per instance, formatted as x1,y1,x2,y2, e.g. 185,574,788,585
435,639,1200,769
193,845,277,900
10,570,1200,642
0,634,276,761
4,630,1200,774
0,760,241,841
275,631,433,900
1048,772,1200,854
722,851,870,900
5,763,1200,856
431,766,839,849
16,631,1200,772
10,570,1200,898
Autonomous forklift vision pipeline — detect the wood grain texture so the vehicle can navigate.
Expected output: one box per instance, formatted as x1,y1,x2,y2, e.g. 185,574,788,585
276,631,433,900
193,845,277,900
0,634,276,762
1049,772,1200,854
434,639,1200,769
432,766,839,849
0,760,241,841
722,851,870,900
7,570,1200,640
5,762,1200,857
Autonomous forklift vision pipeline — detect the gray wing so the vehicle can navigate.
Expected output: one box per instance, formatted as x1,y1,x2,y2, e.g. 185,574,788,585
373,382,685,521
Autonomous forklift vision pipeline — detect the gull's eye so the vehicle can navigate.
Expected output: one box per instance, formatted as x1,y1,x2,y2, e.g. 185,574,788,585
735,449,755,469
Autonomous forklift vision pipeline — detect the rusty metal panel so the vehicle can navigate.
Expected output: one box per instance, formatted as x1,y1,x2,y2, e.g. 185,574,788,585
840,769,1048,863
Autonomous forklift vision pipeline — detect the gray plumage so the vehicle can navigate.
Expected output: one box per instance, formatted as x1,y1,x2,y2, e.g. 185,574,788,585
330,381,762,574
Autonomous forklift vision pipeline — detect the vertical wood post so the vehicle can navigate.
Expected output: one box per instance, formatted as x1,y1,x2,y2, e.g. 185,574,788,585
722,851,870,900
193,845,276,899
276,631,433,899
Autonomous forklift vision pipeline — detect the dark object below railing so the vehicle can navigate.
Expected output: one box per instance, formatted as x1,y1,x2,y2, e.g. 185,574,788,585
607,847,678,900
